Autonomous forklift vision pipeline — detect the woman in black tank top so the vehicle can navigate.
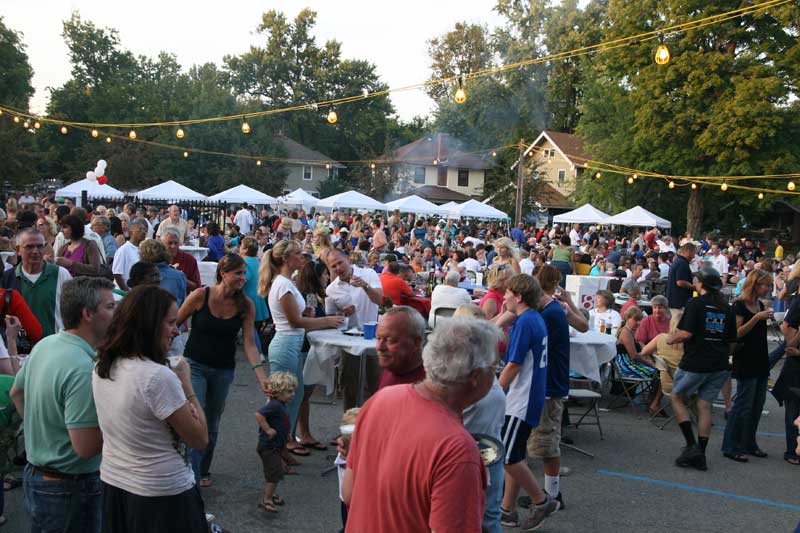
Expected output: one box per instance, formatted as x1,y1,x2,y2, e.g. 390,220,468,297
176,254,264,488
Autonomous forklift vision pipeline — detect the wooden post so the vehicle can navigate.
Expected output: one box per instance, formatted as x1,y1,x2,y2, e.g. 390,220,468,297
515,139,525,226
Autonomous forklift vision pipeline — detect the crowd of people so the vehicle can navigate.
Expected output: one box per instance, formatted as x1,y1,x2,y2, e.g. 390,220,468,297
0,189,797,532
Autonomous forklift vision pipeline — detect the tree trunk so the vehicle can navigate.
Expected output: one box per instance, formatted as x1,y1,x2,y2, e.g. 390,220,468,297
686,187,704,237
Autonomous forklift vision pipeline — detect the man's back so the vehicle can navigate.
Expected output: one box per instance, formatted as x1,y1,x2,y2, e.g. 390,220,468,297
346,384,485,533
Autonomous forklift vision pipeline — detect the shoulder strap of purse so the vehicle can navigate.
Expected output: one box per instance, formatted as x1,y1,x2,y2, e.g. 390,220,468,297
0,290,10,324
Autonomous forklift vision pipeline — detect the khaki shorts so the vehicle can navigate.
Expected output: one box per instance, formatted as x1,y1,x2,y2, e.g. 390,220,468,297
527,398,565,459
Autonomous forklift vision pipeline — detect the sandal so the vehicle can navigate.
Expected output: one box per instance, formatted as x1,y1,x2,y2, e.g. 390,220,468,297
723,452,748,463
289,446,310,457
199,477,213,488
748,449,767,458
271,495,285,506
258,500,279,514
299,440,328,451
784,456,800,465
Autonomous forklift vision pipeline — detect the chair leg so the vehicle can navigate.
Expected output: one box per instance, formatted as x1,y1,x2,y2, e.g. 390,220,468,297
594,400,604,440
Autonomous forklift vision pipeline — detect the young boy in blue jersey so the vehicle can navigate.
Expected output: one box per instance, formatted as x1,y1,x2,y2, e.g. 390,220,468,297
498,274,560,531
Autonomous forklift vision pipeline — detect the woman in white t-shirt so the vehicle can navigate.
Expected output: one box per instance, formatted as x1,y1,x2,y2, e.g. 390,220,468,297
93,285,209,533
258,240,343,457
589,290,622,332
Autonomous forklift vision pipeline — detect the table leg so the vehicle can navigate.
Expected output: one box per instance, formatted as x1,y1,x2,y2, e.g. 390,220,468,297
356,352,367,407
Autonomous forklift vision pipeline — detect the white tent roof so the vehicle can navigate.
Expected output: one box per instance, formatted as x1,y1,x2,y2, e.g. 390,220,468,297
315,190,387,211
136,180,207,201
437,201,459,217
56,178,125,200
278,188,319,209
552,203,610,224
448,199,509,220
208,184,277,205
384,195,441,214
603,205,671,228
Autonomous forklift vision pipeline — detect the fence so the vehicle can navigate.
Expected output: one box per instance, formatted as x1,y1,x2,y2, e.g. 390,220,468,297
80,191,229,228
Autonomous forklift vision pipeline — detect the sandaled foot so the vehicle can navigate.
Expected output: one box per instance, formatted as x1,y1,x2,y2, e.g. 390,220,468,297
199,477,213,488
298,439,328,450
288,445,310,456
723,452,748,463
748,448,767,458
784,455,800,465
3,475,20,491
272,495,285,506
259,500,279,513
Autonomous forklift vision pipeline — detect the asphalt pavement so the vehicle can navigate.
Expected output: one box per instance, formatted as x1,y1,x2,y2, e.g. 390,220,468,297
5,351,799,532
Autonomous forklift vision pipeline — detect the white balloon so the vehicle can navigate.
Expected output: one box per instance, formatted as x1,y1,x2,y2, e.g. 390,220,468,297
97,159,107,170
87,171,97,182
94,167,103,176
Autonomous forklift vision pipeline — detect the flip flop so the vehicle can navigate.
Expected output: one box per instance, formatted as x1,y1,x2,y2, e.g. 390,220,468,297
199,477,213,488
258,500,279,514
289,446,310,456
784,456,800,465
299,440,328,451
723,452,748,463
272,495,285,506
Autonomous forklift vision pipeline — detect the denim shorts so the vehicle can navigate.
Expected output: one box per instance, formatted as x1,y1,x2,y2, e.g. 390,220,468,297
672,368,730,402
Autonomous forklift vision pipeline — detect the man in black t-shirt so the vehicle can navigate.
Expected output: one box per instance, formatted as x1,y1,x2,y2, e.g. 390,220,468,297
777,298,800,463
666,267,736,471
666,243,696,313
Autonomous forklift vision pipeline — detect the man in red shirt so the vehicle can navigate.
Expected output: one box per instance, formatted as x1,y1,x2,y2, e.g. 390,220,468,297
379,261,413,305
375,306,426,390
342,318,501,533
161,229,201,290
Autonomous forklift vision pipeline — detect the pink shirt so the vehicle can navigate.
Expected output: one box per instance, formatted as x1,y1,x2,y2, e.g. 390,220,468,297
635,315,670,345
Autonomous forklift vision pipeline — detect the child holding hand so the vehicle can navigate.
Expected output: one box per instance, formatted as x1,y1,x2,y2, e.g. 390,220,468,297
255,371,298,514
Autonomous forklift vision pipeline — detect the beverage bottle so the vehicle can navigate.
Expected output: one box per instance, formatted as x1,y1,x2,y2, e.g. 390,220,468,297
599,320,606,334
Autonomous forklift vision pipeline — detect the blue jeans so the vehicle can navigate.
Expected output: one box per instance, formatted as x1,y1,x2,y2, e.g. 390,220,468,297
268,332,305,429
769,343,785,370
722,376,768,455
483,455,505,533
23,464,102,533
551,261,571,288
189,360,235,481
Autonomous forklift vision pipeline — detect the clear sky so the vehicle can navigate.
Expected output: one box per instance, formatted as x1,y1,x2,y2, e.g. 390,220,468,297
3,0,506,121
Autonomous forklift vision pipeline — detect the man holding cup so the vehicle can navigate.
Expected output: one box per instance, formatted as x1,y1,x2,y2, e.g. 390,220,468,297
324,249,384,409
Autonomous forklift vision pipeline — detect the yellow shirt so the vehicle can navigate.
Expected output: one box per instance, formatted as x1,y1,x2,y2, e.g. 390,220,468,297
775,245,784,259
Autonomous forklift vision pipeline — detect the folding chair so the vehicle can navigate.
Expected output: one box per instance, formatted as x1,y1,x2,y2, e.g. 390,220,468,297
563,378,604,458
606,355,657,413
431,307,457,328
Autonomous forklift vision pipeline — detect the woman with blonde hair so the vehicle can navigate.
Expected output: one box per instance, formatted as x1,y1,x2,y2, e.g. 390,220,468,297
480,264,515,321
492,237,521,273
615,306,663,415
312,226,333,260
258,240,343,457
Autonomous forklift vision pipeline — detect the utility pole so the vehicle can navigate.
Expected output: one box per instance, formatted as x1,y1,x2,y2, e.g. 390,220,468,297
515,138,525,226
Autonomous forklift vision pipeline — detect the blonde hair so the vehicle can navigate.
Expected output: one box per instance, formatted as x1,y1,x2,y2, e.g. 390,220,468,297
138,238,170,263
485,264,514,291
266,371,298,397
788,260,800,281
494,237,519,259
739,269,772,303
454,303,485,319
258,240,300,296
341,407,360,426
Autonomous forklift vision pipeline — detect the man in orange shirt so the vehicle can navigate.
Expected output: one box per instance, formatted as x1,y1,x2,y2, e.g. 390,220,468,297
379,261,413,305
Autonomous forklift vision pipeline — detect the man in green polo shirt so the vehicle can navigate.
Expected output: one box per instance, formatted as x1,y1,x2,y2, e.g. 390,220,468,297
10,276,116,533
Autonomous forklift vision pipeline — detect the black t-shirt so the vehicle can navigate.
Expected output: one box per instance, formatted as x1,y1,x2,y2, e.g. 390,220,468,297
731,300,768,378
677,294,737,373
783,298,800,371
666,255,692,309
257,399,290,449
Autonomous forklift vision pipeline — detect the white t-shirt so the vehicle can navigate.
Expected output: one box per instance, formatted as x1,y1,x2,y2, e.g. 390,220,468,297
112,241,140,287
268,275,305,334
519,258,535,276
460,257,481,273
21,265,72,332
234,209,254,235
569,229,581,247
463,237,484,247
92,358,193,497
18,195,35,205
709,254,728,275
325,265,381,329
589,308,622,331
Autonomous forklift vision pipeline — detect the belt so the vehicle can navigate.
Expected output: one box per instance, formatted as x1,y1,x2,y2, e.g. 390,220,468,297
30,464,99,480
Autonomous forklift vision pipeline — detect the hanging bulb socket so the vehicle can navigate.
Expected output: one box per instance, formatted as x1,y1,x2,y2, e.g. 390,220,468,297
60,125,68,135
370,162,376,169
627,177,634,185
23,120,30,129
241,121,251,134
595,172,602,179
655,33,670,65
176,127,185,139
91,129,99,138
453,76,467,104
668,181,675,189
13,116,19,123
326,108,338,124
757,192,764,200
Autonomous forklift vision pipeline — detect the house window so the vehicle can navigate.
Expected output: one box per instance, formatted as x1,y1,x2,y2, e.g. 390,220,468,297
303,165,312,181
327,166,338,179
558,169,566,187
458,169,469,187
414,166,426,184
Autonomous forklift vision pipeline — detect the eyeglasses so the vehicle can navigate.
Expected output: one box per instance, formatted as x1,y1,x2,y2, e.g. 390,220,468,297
22,243,45,250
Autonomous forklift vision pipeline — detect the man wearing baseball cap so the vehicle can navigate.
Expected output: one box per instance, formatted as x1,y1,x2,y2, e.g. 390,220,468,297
666,267,737,470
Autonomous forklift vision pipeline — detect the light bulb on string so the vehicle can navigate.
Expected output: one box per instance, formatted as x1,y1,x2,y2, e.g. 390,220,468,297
0,109,4,116
595,172,601,179
654,33,670,65
627,176,634,185
128,130,137,139
256,160,262,166
757,192,764,200
241,121,251,134
788,181,796,191
433,159,438,166
632,173,638,180
22,120,30,129
453,76,467,104
183,151,189,158
325,163,331,169
13,116,19,123
176,127,185,139
491,151,497,157
326,108,338,124
60,126,68,135
33,121,40,129
668,181,675,189
370,162,376,169
91,129,99,138
105,137,111,143
721,182,728,191
691,183,697,190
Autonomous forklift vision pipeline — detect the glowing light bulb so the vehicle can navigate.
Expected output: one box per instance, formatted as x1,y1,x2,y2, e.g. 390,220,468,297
0,109,3,116
632,173,638,180
33,121,40,129
627,177,634,184
691,183,697,190
595,172,601,179
757,192,764,200
23,120,30,129
370,163,376,169
721,182,728,191
325,163,331,169
183,151,189,158
128,130,137,139
60,126,68,135
91,129,99,138
433,159,438,166
454,86,467,104
13,116,19,123
241,122,251,134
326,109,338,124
176,127,185,139
788,181,796,191
105,137,112,143
256,160,262,166
668,181,675,189
655,44,670,65
491,151,497,157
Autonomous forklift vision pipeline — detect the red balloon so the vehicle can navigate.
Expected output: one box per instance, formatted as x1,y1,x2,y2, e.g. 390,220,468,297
97,176,108,185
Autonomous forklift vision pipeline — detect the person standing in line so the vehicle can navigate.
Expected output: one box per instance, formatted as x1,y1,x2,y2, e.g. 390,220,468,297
498,274,560,530
722,269,774,462
111,220,148,292
177,254,263,488
666,243,696,317
93,285,210,533
258,241,343,457
10,277,116,533
667,267,737,471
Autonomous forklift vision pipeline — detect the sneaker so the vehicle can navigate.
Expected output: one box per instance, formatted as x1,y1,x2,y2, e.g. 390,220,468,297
691,452,708,471
521,496,560,531
555,492,565,510
500,507,519,527
559,466,572,476
519,492,565,510
675,444,703,468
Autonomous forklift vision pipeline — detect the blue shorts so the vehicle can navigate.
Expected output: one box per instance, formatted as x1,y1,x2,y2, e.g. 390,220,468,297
672,369,730,402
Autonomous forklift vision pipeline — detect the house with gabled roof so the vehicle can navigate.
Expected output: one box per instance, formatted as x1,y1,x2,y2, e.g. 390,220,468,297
528,130,590,197
277,134,345,197
380,133,493,202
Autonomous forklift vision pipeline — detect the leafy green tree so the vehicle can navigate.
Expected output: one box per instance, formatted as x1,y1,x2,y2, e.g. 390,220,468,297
425,22,495,101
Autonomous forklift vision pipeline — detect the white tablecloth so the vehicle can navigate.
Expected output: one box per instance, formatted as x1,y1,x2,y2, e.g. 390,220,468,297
570,330,617,383
304,329,377,394
180,246,209,263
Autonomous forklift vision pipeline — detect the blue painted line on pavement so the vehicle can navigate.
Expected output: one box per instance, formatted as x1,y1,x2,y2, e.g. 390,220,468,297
597,470,800,511
711,426,785,438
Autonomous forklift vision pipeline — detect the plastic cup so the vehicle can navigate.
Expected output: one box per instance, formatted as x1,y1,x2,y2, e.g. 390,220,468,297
363,321,377,340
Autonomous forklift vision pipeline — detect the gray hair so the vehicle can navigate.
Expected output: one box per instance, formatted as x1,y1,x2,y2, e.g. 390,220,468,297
650,294,668,307
383,305,426,341
16,228,43,246
444,270,460,286
422,318,500,387
92,215,110,231
160,226,182,240
129,219,148,233
61,276,115,329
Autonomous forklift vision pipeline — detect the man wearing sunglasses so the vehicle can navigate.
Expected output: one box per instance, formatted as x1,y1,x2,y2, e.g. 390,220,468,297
14,229,73,337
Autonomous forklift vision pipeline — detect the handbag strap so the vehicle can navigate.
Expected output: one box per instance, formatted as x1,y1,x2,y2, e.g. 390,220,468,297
0,290,10,325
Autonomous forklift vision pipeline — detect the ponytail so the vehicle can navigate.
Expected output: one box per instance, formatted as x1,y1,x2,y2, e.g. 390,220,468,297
258,249,276,297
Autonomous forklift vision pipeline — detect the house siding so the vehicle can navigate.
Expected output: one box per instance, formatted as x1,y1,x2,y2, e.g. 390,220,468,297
530,138,580,195
284,163,329,193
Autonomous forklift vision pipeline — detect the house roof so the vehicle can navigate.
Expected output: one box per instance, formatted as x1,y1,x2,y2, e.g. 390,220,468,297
276,135,345,168
406,185,475,204
534,182,572,209
382,133,493,170
531,130,591,168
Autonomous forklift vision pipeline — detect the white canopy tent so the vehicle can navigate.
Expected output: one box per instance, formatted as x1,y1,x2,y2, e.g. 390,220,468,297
603,205,671,228
437,201,459,217
56,179,125,207
552,203,610,224
384,195,441,215
136,180,207,202
278,188,319,211
447,199,509,220
208,184,277,205
315,190,387,211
